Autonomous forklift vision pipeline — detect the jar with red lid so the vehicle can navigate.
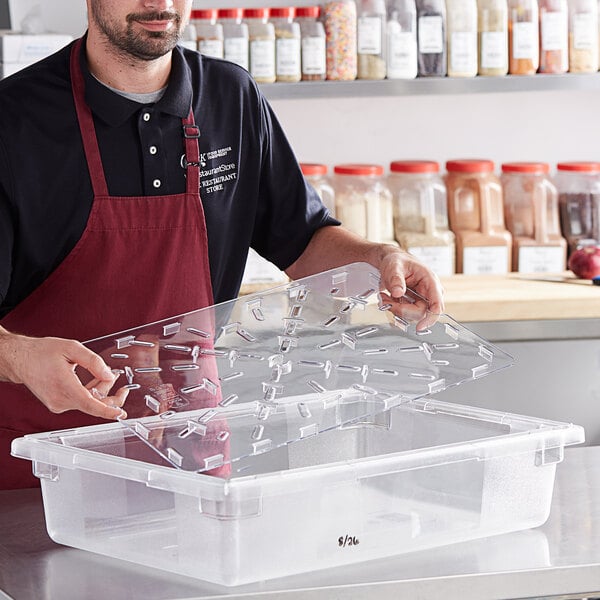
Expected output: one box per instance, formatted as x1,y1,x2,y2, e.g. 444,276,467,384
300,163,336,218
555,162,600,253
333,164,395,244
388,160,455,275
244,8,276,83
191,9,224,59
445,159,512,274
501,162,566,272
271,7,302,82
218,8,249,70
296,6,327,81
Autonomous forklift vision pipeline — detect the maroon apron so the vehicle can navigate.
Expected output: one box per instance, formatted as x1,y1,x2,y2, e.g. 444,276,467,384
0,38,214,489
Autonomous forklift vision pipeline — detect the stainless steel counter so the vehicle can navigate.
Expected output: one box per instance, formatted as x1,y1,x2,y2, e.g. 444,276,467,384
1,447,599,600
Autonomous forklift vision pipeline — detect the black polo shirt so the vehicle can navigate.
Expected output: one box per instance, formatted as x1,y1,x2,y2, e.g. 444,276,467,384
0,38,337,319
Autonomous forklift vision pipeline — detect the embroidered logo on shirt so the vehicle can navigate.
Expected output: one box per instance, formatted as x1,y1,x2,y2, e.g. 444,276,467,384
180,145,238,195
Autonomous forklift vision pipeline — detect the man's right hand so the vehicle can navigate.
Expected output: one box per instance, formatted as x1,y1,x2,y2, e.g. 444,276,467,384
0,328,129,420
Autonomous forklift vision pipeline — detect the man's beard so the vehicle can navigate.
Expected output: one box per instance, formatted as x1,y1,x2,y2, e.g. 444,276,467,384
91,7,182,61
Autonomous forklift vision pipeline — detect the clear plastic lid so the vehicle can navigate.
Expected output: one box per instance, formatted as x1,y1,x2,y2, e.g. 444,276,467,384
83,263,513,475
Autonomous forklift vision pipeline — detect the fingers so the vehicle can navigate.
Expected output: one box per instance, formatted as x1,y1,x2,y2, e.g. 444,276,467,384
63,340,115,382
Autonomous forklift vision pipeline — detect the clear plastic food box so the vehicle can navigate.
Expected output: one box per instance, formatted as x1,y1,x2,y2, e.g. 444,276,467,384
11,263,584,586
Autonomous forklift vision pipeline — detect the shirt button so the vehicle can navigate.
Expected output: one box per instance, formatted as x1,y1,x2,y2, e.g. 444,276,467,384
153,179,161,189
149,146,158,155
143,112,151,122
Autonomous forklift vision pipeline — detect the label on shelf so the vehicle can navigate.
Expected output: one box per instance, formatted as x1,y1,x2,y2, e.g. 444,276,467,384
518,246,565,273
358,16,383,54
301,37,326,74
418,16,444,54
572,13,596,50
387,25,417,78
512,21,537,59
481,31,507,69
199,39,224,59
408,246,454,277
541,12,567,51
250,39,275,79
450,31,477,73
225,37,249,70
276,38,301,76
462,246,509,275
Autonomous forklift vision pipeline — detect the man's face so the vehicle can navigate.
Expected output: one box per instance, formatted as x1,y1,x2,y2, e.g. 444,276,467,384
88,0,192,61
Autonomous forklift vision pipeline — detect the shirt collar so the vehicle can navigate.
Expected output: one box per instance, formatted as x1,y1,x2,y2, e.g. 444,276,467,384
81,34,193,127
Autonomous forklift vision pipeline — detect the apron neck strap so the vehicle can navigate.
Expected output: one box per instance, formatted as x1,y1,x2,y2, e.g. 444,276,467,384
70,38,201,198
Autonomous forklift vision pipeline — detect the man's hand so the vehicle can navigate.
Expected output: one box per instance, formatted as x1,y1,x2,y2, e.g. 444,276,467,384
286,226,445,330
373,244,444,330
0,330,129,419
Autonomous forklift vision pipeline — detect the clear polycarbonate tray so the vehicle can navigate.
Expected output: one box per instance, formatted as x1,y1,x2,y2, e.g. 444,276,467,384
83,262,514,476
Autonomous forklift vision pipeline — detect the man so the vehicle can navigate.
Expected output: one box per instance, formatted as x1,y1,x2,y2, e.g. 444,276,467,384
0,0,444,489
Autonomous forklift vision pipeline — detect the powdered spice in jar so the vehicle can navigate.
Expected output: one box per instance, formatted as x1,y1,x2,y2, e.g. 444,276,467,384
271,7,302,83
478,0,509,76
539,0,568,73
446,159,512,274
386,0,418,79
568,0,599,72
446,0,478,77
389,160,456,276
296,6,327,81
245,8,276,84
416,0,447,77
301,163,336,217
333,164,395,244
555,162,600,253
501,162,566,272
508,0,539,74
357,0,387,79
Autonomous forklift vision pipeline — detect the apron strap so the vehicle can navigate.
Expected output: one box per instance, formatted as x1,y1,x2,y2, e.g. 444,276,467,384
70,37,202,198
70,38,110,197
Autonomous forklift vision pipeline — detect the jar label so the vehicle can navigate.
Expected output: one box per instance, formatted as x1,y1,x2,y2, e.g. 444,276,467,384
418,16,444,54
512,21,536,59
541,12,567,51
225,37,249,70
358,16,383,54
408,246,454,276
302,36,326,74
518,246,565,273
387,29,417,78
481,31,506,69
450,31,477,73
276,37,301,76
199,39,224,59
573,13,596,50
463,246,509,274
250,39,276,79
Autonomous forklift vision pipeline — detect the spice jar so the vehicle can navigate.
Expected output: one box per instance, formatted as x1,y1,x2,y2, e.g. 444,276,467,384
192,9,224,59
324,0,358,80
386,0,418,79
568,0,599,72
477,0,509,76
245,8,276,83
271,7,302,83
507,0,539,74
357,0,387,79
416,0,447,76
446,0,478,77
555,162,600,253
539,0,568,73
300,163,336,218
501,163,566,272
389,160,456,276
446,159,512,274
333,164,395,244
296,6,327,81
218,8,249,71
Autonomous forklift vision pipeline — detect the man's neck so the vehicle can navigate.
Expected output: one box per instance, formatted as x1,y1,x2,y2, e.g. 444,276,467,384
85,31,172,94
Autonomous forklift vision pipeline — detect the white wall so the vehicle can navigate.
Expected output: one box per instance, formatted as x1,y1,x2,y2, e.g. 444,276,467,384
8,1,600,171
